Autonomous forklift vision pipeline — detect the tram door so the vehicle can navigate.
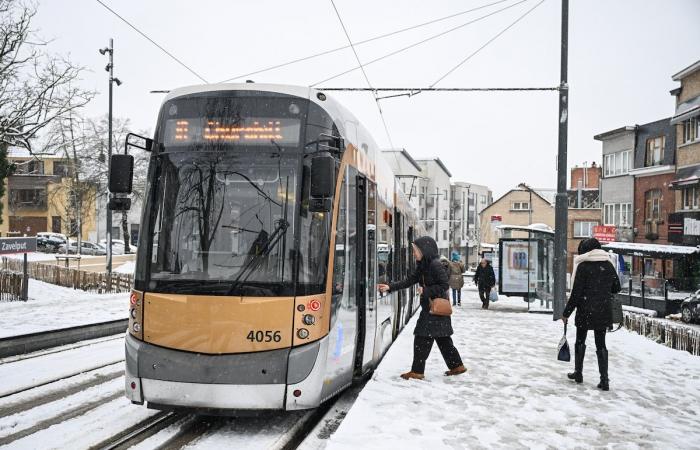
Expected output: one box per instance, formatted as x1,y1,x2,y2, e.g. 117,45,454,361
353,175,377,376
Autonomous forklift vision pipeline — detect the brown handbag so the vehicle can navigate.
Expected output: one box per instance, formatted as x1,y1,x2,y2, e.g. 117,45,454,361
423,275,452,316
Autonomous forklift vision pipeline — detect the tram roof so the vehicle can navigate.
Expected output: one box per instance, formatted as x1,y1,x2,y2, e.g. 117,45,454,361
163,83,358,140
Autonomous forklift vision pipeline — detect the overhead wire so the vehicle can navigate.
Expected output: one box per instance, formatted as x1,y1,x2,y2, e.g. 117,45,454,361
217,0,512,83
94,0,209,83
428,0,546,88
310,0,529,87
328,0,395,148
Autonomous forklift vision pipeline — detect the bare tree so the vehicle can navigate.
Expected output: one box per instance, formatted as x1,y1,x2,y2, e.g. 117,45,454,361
45,114,148,252
0,0,94,222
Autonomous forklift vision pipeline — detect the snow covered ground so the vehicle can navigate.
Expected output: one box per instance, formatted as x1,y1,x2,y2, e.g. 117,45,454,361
327,286,700,450
0,280,128,338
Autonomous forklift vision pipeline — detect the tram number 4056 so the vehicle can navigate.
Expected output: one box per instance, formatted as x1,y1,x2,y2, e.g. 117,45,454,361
247,330,282,343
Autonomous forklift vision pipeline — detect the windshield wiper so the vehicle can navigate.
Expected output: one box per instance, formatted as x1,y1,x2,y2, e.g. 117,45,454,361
228,173,291,295
226,218,289,295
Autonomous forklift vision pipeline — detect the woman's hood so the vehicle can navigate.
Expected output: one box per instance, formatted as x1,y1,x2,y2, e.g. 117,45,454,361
414,236,439,261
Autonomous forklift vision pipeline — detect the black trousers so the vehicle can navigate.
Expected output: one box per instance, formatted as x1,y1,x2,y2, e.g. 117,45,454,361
478,287,491,308
411,335,463,374
451,288,461,305
575,326,607,350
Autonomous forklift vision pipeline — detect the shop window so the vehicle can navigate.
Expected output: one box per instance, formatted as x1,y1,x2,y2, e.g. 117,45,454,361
682,186,699,210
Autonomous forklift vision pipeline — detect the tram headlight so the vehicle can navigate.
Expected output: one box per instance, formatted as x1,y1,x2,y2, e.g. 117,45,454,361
297,328,309,339
133,322,141,333
302,314,316,325
130,308,137,319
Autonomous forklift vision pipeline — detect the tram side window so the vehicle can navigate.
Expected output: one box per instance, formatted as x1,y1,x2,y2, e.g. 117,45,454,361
298,164,330,295
377,197,393,284
331,169,348,323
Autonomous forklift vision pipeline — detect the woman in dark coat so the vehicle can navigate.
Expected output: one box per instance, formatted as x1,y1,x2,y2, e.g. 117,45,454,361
378,236,466,380
562,237,621,391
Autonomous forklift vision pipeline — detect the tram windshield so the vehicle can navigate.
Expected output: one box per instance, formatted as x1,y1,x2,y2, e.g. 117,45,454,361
145,150,298,296
136,93,333,296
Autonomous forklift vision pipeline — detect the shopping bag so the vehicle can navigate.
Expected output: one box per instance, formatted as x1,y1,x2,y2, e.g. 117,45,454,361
557,324,571,362
489,288,499,302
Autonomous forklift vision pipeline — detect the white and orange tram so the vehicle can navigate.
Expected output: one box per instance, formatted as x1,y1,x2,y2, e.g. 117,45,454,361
121,84,424,411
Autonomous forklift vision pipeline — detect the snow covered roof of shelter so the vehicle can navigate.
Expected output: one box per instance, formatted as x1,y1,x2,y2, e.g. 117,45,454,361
602,242,700,259
497,224,555,235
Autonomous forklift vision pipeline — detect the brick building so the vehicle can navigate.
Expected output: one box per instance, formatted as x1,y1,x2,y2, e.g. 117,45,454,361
567,163,601,273
629,118,676,276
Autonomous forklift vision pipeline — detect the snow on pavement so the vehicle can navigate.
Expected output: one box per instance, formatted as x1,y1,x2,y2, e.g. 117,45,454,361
0,279,128,338
327,287,700,450
0,337,124,397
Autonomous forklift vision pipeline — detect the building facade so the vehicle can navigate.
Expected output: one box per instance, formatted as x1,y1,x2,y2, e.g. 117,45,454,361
1,149,98,240
567,163,602,273
478,187,555,246
629,118,676,276
670,59,700,250
414,158,452,256
594,126,635,242
382,149,422,214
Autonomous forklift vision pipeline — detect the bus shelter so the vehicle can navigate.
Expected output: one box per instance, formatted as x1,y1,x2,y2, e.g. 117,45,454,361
496,224,555,312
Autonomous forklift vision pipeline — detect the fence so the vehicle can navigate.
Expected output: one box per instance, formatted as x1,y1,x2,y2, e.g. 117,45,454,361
623,311,700,356
0,270,24,301
0,257,133,294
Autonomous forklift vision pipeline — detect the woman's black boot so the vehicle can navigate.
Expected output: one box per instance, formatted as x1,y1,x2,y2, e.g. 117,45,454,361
567,344,585,383
596,349,609,391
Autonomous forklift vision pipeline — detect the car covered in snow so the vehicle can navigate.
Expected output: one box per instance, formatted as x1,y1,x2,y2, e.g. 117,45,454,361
680,290,700,324
36,232,67,252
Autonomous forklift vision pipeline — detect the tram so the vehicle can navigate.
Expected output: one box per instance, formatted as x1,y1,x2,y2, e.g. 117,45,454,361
120,84,424,411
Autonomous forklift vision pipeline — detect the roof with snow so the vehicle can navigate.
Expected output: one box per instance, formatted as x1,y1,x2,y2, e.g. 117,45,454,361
602,242,700,259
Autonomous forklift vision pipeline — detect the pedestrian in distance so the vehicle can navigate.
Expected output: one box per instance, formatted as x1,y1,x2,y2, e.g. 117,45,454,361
448,254,466,306
561,237,621,391
474,258,496,309
378,236,467,380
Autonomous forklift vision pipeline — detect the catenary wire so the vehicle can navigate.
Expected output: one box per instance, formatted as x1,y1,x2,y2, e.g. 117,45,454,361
328,0,394,148
216,0,513,83
310,0,529,87
429,0,546,87
94,0,209,83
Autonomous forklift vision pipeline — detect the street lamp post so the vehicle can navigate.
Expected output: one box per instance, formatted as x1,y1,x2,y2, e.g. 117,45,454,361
99,38,122,278
553,0,569,320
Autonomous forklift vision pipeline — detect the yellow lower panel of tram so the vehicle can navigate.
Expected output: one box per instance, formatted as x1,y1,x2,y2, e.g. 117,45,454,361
143,292,296,354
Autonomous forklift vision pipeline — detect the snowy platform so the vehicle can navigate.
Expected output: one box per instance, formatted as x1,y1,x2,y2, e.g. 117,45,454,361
0,280,128,338
326,287,700,449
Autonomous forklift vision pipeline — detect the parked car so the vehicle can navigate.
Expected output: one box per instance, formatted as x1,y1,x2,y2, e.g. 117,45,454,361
36,232,67,253
99,239,127,255
680,290,700,324
59,241,107,256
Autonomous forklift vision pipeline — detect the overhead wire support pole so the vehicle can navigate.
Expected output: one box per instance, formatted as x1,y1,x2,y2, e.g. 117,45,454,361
553,0,569,320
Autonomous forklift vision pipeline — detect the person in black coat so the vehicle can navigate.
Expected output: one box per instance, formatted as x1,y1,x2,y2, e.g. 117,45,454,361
473,258,496,309
378,236,466,380
562,237,621,391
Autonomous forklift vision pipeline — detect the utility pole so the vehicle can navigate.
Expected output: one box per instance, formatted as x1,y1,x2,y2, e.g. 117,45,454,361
99,38,121,278
553,0,569,320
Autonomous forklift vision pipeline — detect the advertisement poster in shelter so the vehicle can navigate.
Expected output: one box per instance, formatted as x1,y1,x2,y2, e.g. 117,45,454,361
499,239,538,295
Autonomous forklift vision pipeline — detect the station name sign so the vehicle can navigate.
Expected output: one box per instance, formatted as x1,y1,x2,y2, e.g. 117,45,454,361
0,237,37,255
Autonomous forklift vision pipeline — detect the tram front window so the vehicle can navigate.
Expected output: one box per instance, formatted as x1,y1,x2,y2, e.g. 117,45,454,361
146,150,299,296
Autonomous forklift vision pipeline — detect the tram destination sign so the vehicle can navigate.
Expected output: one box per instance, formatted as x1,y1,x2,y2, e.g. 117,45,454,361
0,237,37,255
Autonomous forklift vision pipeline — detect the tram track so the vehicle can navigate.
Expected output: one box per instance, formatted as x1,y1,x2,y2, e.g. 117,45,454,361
92,411,187,450
0,359,125,399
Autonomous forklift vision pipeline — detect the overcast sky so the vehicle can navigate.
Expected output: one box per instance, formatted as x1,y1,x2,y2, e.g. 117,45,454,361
33,0,700,197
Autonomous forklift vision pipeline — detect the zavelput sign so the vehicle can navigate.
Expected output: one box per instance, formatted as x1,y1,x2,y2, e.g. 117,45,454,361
0,237,37,255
